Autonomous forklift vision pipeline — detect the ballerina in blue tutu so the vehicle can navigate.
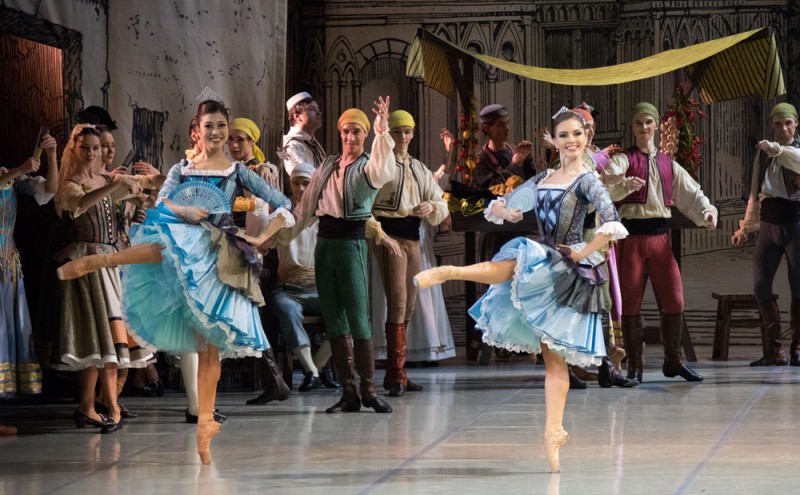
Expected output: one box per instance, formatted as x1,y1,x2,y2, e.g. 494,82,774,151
414,109,628,472
58,100,291,464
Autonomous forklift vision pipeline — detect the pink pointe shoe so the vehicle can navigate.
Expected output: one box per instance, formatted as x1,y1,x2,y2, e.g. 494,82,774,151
413,266,463,289
197,415,222,465
544,426,569,473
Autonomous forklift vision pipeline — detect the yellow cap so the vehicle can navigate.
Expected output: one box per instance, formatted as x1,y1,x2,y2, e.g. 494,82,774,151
389,110,415,129
337,108,370,132
231,118,265,163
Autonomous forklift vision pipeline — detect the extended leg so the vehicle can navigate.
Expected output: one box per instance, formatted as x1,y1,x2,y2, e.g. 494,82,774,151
57,243,164,280
414,260,516,288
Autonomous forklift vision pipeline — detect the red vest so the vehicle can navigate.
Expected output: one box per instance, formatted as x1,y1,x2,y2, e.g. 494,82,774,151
618,147,674,207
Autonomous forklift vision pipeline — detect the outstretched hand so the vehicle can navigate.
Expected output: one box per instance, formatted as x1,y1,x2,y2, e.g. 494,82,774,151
440,128,455,152
372,96,391,134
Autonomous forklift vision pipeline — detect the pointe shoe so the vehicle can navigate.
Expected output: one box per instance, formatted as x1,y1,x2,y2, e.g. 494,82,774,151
413,266,462,289
544,426,569,473
57,254,113,280
197,416,222,465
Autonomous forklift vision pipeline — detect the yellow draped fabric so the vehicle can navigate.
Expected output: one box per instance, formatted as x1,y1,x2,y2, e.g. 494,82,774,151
407,27,785,104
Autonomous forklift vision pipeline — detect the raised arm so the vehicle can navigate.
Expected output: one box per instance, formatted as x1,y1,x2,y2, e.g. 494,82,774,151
364,96,396,189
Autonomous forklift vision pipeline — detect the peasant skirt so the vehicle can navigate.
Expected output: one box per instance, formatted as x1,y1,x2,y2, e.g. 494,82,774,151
121,204,268,359
468,237,607,367
57,261,153,370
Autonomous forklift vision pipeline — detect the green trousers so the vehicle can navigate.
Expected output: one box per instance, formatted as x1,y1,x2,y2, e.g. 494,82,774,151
315,237,371,339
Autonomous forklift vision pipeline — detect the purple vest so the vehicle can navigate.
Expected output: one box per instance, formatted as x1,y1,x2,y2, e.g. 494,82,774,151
618,147,674,207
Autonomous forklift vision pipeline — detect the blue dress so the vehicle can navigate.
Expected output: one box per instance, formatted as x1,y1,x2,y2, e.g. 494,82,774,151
469,171,626,366
0,176,47,397
121,161,290,359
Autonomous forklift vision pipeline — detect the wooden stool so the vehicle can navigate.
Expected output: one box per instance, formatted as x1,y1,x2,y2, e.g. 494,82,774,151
711,293,777,360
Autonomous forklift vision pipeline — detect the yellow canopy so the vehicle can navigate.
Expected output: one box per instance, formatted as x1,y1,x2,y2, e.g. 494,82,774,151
406,27,785,104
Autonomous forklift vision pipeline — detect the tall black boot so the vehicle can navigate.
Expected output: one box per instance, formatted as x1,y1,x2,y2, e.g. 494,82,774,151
354,337,392,413
751,301,788,366
621,315,644,383
661,313,703,381
246,349,291,405
325,335,361,413
790,300,800,366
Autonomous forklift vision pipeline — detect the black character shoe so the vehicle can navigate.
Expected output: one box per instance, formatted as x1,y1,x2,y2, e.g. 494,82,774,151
298,372,324,392
101,419,123,434
568,366,588,390
405,378,423,392
185,409,227,424
598,358,638,388
362,396,393,413
96,402,139,419
74,410,110,429
319,369,341,389
662,361,704,382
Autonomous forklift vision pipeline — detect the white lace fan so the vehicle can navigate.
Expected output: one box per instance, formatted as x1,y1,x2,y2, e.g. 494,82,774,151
168,181,231,214
506,183,536,213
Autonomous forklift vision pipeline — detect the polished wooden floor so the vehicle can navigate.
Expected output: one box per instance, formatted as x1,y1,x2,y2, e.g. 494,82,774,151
2,247,795,494
1,345,798,495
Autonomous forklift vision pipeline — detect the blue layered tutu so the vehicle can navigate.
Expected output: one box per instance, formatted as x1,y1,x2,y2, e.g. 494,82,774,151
468,237,605,366
121,204,268,359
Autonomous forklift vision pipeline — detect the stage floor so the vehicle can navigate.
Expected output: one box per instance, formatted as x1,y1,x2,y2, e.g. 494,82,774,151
1,344,798,495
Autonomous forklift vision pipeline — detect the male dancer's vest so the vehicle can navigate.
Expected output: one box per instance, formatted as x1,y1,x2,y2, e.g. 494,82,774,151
616,147,674,207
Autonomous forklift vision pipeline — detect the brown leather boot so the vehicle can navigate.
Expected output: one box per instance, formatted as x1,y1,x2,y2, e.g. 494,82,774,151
353,337,392,413
621,315,643,383
246,348,291,405
751,301,789,366
661,313,703,381
403,320,423,392
383,322,404,395
790,300,800,366
325,335,361,413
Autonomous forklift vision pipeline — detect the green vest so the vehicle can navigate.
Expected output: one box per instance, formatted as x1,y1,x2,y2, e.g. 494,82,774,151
320,153,379,220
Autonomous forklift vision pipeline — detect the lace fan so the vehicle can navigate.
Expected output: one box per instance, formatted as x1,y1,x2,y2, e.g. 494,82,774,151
168,181,231,214
506,185,536,213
